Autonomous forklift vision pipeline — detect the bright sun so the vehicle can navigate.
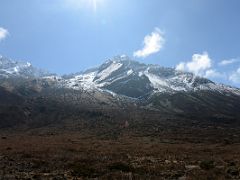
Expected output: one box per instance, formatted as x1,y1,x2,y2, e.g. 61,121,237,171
66,0,104,12
90,0,98,11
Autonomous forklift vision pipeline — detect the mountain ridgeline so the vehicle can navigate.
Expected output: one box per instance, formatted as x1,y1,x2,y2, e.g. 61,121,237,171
0,55,240,129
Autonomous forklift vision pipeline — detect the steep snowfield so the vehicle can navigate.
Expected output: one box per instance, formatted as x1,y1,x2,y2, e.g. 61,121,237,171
144,68,169,91
95,62,123,82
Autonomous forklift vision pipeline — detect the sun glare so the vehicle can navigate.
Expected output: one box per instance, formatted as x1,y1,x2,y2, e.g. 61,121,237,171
90,0,98,11
66,0,104,12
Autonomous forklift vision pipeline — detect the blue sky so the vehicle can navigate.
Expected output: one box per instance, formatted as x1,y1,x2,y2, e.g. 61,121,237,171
0,0,240,87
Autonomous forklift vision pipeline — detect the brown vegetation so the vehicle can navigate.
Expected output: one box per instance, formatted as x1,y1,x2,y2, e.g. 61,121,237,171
1,125,240,179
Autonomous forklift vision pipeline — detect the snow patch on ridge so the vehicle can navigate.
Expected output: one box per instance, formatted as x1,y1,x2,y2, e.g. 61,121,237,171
66,72,97,90
127,69,133,76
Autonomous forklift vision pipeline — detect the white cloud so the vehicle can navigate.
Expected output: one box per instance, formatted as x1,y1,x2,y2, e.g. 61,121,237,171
175,52,212,76
205,69,225,79
0,27,9,41
177,54,240,86
229,67,240,84
219,58,239,66
133,28,165,58
175,62,185,71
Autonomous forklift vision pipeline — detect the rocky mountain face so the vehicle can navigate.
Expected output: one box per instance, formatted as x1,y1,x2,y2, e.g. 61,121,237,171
60,55,240,120
0,55,240,129
2,54,240,98
0,56,51,78
63,55,240,98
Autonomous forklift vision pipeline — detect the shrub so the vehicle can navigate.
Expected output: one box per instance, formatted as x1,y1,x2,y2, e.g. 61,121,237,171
226,166,239,176
200,160,215,170
108,162,133,172
71,163,100,178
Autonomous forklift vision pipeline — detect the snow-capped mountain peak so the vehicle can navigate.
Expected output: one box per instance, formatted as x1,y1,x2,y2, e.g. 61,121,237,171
1,55,240,98
62,56,240,98
0,56,52,78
